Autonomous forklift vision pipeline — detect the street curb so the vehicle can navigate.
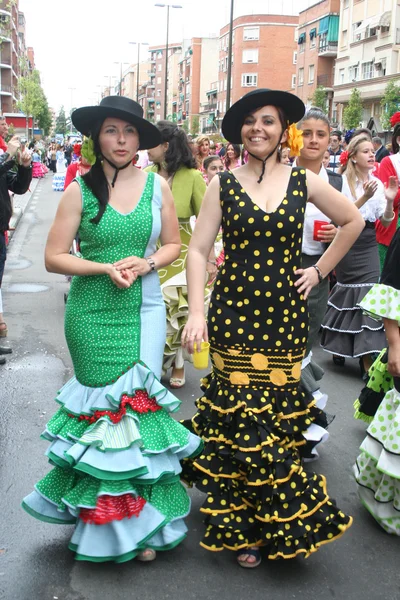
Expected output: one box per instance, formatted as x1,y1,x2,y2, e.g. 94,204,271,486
8,177,40,243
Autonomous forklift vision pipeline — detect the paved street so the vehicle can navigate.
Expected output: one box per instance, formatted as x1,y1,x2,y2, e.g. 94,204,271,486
0,175,398,600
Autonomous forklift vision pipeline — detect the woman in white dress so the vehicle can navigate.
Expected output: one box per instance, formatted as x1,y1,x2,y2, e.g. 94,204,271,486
53,145,67,191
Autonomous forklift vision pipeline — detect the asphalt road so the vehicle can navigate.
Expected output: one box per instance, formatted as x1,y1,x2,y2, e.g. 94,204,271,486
0,176,398,600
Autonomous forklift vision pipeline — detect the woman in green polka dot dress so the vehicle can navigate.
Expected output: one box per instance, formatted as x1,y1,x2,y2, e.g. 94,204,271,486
181,89,365,568
353,227,400,535
21,96,202,563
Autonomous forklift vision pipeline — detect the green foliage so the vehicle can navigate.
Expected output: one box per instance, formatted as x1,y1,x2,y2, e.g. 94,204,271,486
343,88,363,130
380,80,400,131
181,120,189,133
55,106,68,136
190,115,200,136
18,69,52,136
310,86,328,113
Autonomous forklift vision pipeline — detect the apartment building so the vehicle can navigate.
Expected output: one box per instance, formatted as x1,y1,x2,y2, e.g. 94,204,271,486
177,37,218,132
0,0,20,113
120,61,151,102
216,14,298,130
334,0,400,130
148,42,183,122
294,0,340,118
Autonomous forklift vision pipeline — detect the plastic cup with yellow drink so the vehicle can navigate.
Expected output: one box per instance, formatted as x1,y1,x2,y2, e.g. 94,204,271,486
193,341,210,370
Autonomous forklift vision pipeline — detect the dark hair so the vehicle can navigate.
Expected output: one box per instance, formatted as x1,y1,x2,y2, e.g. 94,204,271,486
203,155,222,171
392,124,400,154
82,120,110,224
372,136,382,145
224,143,241,168
331,130,342,141
156,120,196,174
299,106,330,131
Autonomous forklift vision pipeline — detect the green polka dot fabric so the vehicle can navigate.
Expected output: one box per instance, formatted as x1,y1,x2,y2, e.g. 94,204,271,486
359,283,400,327
65,174,154,388
354,386,400,535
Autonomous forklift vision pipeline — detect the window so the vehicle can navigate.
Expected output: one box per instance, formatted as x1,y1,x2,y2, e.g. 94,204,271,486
157,63,162,71
241,73,258,87
308,64,315,84
362,61,373,80
339,68,345,84
224,78,227,91
349,64,359,81
224,56,228,71
342,29,348,46
293,51,297,65
381,25,390,34
157,77,161,84
291,74,296,88
309,28,317,49
242,49,258,63
298,68,304,86
352,21,362,42
156,114,161,122
243,27,259,41
375,58,387,76
157,89,161,96
186,83,191,94
310,36,316,49
223,100,226,113
367,27,377,38
343,0,349,7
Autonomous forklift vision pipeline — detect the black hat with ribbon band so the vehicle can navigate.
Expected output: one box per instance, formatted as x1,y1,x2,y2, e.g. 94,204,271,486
71,96,161,151
221,89,305,144
222,89,305,183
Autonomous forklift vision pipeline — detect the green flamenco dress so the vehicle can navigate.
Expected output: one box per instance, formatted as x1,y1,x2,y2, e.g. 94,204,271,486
22,172,202,562
182,169,352,558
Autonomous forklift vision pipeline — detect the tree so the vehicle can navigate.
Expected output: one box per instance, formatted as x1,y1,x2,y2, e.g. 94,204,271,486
343,88,363,130
18,69,45,138
55,106,68,135
310,86,328,113
37,94,52,137
190,115,200,137
380,80,400,131
181,119,189,134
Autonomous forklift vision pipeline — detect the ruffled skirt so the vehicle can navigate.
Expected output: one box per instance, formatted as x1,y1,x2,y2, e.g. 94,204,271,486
22,363,203,562
321,226,386,358
353,378,400,535
182,369,352,558
354,349,393,424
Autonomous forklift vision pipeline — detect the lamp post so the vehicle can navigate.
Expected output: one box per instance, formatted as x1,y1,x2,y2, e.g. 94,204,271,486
68,87,76,133
103,75,116,97
129,42,149,102
226,0,234,111
155,3,182,119
114,62,130,96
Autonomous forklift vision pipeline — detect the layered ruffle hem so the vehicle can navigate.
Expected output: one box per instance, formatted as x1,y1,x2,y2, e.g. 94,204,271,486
181,373,352,559
300,352,334,462
321,283,386,358
353,383,400,535
22,362,203,563
354,349,393,424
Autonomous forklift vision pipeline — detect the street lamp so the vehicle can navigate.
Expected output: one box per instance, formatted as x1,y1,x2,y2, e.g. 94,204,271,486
113,62,130,96
103,75,116,97
129,42,149,102
226,0,234,111
155,3,182,119
68,87,76,133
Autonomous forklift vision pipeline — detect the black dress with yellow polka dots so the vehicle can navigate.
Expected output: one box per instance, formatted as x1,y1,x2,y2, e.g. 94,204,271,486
183,168,352,558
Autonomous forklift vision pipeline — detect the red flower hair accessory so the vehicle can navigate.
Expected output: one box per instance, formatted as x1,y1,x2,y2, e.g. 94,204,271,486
340,150,349,166
390,112,400,128
73,143,82,157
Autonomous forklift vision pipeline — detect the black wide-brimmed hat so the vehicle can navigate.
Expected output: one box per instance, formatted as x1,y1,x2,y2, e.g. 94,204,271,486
222,89,305,144
72,96,161,150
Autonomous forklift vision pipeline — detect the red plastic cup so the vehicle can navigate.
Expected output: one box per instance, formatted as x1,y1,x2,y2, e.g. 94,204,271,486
313,220,329,241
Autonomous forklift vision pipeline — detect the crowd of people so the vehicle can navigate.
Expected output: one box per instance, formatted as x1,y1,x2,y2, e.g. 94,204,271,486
0,88,398,567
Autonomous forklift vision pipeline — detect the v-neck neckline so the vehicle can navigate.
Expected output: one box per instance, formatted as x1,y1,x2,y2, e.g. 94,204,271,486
227,167,294,215
107,173,151,217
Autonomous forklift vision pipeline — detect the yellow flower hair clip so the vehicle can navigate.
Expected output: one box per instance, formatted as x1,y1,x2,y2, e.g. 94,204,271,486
284,122,304,157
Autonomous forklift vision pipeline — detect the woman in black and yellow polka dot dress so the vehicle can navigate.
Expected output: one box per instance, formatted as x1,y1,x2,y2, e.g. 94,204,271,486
181,90,365,568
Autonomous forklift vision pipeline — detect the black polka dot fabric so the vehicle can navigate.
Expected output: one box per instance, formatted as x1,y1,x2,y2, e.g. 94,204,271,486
182,168,353,558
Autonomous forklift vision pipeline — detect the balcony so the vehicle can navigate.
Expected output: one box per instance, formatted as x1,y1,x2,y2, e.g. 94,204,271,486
147,83,155,89
206,82,218,95
147,107,154,114
148,97,155,103
318,42,338,57
148,70,155,77
200,102,218,113
0,84,12,95
317,74,333,89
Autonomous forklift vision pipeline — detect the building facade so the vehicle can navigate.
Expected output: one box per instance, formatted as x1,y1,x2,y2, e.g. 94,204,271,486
0,0,20,113
333,0,400,131
149,42,183,123
216,14,298,131
294,0,340,119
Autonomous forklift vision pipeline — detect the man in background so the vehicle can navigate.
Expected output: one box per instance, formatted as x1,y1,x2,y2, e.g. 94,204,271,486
372,136,390,163
328,130,343,173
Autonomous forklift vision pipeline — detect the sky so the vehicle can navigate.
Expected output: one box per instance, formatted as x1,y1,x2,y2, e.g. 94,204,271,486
20,0,315,113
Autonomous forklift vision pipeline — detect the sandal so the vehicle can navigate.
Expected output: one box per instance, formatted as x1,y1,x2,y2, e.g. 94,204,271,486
0,322,7,338
332,355,345,367
169,366,185,389
236,548,261,569
136,548,156,562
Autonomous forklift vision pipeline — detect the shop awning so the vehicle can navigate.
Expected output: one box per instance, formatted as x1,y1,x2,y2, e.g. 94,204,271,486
298,32,306,44
318,16,329,35
318,15,339,41
310,27,317,39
